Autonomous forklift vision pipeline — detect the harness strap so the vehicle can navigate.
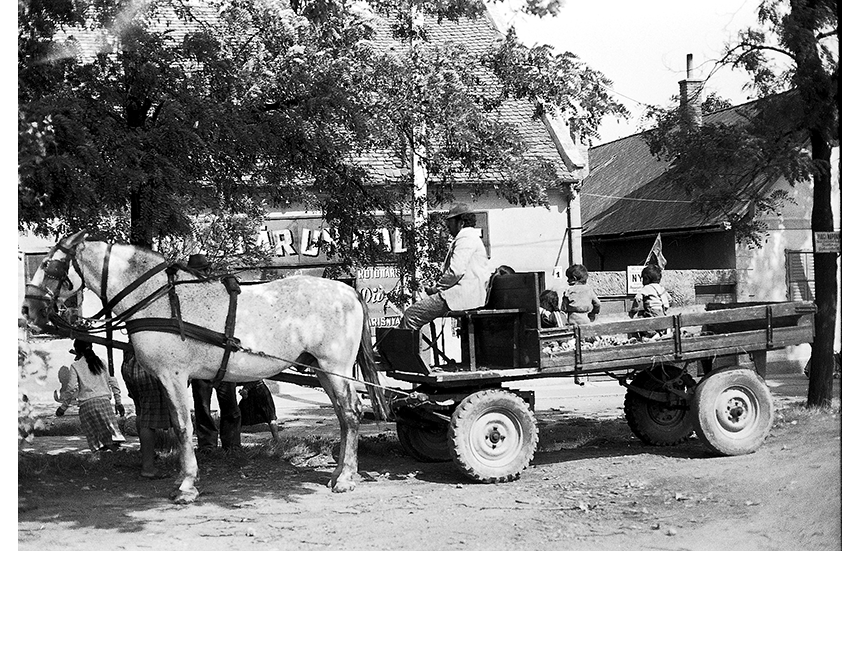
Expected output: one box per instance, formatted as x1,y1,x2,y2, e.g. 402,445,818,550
110,283,174,326
125,276,242,385
166,265,187,341
93,261,170,319
125,317,242,354
101,245,114,375
212,275,242,386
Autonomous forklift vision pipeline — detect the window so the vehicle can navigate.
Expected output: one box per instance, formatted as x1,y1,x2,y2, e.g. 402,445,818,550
786,250,815,301
695,284,736,305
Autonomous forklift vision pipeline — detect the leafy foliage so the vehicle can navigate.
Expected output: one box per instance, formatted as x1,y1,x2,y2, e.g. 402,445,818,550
642,0,839,405
643,92,810,248
18,0,626,278
18,326,51,449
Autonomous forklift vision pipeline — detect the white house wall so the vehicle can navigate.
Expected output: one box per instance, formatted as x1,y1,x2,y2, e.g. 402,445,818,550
736,147,841,302
734,146,841,365
467,187,577,281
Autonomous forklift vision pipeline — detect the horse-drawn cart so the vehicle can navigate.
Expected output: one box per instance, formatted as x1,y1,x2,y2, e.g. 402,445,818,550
24,235,816,499
377,272,816,484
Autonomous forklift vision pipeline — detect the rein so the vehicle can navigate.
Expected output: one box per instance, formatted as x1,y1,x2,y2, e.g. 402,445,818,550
35,240,405,398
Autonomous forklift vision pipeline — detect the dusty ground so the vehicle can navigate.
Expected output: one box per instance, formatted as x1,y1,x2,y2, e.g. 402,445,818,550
18,375,841,550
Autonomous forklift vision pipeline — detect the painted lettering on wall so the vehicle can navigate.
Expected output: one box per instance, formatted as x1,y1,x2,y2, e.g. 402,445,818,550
356,265,402,327
260,218,406,266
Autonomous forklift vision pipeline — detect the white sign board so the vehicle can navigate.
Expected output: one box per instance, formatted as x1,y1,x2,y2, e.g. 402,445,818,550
814,231,841,253
627,265,645,294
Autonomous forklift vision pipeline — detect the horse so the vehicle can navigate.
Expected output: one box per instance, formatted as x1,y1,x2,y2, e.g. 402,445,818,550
23,231,389,503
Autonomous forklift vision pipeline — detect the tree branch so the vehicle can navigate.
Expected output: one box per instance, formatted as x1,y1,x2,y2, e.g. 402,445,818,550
723,42,797,64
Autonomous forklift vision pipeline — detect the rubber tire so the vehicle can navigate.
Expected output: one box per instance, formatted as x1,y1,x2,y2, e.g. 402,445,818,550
448,389,538,483
396,420,451,462
693,367,774,456
624,366,695,446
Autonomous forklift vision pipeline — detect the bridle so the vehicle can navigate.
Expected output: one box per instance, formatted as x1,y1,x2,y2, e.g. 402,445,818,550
23,241,84,321
24,238,174,334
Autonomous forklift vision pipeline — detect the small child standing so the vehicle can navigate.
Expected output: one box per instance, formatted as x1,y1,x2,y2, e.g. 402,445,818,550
629,265,670,319
561,264,601,326
56,339,126,452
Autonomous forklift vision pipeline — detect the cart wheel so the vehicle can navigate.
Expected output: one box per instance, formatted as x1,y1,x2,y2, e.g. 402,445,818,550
624,366,695,446
693,367,774,456
448,389,538,483
396,420,451,462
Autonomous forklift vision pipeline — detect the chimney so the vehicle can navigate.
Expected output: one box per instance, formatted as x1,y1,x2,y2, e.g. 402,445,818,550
678,53,704,128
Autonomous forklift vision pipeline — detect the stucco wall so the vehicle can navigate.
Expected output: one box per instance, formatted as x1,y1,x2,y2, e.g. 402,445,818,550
463,186,575,277
589,269,737,309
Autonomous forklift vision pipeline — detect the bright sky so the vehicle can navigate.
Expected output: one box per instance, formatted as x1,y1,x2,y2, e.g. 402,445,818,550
488,0,764,144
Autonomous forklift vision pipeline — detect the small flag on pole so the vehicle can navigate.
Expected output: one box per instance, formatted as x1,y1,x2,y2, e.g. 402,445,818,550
645,233,667,269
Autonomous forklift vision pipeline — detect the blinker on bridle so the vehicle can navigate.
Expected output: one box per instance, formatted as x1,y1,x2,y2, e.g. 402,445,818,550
24,242,82,311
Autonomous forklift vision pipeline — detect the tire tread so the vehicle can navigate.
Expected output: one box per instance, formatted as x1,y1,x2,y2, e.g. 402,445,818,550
448,389,538,483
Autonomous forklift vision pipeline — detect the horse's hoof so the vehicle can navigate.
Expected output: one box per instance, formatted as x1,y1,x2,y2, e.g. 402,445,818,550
169,487,199,504
330,477,356,493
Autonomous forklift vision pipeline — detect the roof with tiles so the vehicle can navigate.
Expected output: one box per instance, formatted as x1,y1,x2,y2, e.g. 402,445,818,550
581,95,796,238
424,11,579,183
57,2,578,186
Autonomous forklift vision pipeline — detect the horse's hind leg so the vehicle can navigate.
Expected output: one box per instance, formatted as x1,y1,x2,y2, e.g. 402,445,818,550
317,372,362,493
158,373,200,504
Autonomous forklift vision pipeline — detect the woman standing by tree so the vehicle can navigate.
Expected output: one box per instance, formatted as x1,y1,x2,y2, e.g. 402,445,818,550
56,340,126,452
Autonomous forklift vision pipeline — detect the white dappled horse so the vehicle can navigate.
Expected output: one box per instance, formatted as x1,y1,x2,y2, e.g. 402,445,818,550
24,231,389,503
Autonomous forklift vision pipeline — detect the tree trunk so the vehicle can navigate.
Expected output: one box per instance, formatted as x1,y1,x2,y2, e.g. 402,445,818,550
128,189,150,247
806,128,837,408
125,89,151,247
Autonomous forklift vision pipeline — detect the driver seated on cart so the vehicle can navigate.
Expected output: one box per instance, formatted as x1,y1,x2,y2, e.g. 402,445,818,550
399,204,493,331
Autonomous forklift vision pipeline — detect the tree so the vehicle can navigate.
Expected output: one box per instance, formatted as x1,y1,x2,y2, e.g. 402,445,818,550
18,0,626,274
643,0,839,408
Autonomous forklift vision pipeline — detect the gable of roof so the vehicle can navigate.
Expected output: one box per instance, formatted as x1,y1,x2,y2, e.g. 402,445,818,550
581,95,798,238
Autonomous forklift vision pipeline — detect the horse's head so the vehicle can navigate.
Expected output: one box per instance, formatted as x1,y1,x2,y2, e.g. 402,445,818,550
23,230,87,332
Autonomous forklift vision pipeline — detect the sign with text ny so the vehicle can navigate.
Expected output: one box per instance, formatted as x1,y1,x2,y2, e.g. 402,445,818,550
626,265,646,294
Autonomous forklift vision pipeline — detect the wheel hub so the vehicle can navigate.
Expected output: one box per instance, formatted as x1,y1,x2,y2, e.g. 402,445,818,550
470,409,523,465
716,389,756,435
486,425,505,446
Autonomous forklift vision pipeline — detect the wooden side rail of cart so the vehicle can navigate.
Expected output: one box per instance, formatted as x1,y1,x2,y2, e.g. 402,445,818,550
539,300,816,377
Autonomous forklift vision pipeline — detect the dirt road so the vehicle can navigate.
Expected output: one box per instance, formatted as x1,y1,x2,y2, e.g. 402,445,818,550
18,375,841,550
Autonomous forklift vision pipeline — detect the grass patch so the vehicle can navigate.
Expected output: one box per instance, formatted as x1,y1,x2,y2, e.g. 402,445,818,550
18,447,157,480
252,431,403,464
773,400,842,429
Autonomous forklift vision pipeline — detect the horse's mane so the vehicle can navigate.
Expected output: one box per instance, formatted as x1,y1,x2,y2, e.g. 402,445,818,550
84,239,165,260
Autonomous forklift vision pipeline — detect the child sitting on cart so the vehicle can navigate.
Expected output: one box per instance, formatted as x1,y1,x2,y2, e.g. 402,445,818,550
629,265,671,339
561,264,601,326
539,289,567,328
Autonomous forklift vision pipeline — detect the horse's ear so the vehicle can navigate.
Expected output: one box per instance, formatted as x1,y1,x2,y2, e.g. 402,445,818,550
62,230,88,248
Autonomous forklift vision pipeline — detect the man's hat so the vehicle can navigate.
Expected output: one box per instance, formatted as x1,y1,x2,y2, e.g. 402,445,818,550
446,203,472,220
188,253,210,271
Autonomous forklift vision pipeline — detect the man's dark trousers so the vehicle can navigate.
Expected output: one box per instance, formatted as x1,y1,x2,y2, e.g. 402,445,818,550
192,379,241,451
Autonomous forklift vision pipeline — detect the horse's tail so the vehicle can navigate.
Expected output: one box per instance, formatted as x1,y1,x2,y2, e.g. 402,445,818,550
356,295,390,422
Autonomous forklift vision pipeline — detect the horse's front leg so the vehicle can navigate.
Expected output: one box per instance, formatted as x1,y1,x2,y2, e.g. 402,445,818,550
318,374,361,493
159,373,199,504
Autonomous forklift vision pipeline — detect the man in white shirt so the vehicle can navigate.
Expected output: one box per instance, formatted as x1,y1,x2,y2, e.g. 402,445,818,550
399,204,492,330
